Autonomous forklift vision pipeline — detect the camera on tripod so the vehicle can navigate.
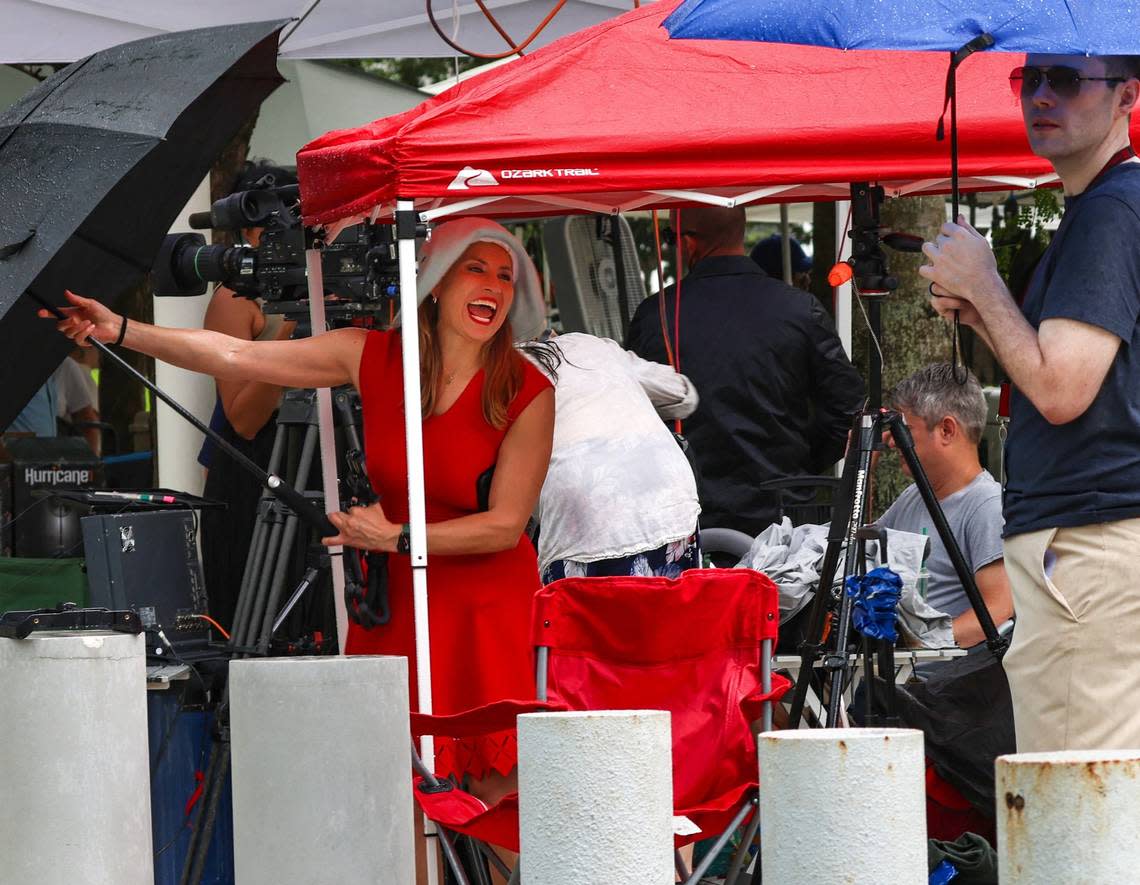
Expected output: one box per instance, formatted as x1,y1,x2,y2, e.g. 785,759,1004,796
829,182,925,295
151,183,401,313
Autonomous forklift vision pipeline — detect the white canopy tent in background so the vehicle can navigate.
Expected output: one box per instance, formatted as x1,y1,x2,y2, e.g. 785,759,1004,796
0,0,644,61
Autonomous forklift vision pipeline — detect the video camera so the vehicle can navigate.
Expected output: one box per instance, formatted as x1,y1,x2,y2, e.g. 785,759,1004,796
152,184,400,315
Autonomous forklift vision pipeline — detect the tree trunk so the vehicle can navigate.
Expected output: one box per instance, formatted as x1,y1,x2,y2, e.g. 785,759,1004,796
852,195,949,516
810,202,838,314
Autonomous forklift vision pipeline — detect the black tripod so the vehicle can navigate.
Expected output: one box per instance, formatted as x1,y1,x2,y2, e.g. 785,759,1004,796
784,184,1009,729
179,383,384,884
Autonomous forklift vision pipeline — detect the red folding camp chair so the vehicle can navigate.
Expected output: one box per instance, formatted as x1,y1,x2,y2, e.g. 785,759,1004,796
410,568,790,885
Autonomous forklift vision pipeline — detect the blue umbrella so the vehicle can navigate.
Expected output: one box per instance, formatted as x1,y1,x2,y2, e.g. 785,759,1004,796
664,0,1140,210
664,0,1140,54
665,0,1140,377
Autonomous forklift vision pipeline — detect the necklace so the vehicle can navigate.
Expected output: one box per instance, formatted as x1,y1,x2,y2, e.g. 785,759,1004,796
445,370,457,386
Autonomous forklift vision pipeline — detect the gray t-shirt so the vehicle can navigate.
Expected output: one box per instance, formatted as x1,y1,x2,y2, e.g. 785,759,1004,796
877,470,1004,618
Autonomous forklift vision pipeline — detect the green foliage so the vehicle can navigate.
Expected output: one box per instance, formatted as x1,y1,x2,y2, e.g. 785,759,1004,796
5,62,64,82
624,215,678,295
990,188,1059,287
333,57,488,89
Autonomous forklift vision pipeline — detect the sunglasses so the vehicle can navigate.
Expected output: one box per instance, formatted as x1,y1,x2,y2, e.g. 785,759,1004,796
1009,65,1127,99
660,226,699,240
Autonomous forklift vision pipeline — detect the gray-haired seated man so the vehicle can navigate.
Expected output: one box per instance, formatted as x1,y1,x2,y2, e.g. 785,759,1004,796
877,364,1014,648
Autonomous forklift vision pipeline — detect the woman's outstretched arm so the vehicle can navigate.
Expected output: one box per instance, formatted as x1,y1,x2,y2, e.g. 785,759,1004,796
47,289,367,391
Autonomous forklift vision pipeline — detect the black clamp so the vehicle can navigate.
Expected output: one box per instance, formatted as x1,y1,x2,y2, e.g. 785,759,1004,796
416,777,455,795
0,603,144,640
395,208,426,241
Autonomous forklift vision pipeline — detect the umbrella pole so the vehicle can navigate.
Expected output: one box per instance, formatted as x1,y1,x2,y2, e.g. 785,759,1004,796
396,199,440,885
948,53,960,222
945,35,994,382
947,50,966,380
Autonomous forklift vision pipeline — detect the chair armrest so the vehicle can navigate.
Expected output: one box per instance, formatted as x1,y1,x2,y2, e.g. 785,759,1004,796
739,673,792,725
411,698,570,739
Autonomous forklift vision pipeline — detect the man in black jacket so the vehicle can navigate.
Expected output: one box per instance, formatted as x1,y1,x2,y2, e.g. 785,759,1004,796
626,206,865,537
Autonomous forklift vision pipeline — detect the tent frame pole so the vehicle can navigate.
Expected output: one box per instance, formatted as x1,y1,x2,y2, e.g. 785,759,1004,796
304,248,349,649
396,199,440,885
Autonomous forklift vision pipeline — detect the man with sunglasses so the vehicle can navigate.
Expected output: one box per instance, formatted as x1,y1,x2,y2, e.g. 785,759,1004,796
920,54,1140,753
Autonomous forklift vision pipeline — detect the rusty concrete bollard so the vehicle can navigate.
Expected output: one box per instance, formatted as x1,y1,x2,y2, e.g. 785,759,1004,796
997,750,1140,884
757,728,927,884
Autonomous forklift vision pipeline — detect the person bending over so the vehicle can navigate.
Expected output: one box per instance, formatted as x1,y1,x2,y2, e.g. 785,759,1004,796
524,332,701,582
877,365,1013,648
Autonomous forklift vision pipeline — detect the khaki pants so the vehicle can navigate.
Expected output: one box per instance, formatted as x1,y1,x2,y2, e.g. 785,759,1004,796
1003,518,1140,752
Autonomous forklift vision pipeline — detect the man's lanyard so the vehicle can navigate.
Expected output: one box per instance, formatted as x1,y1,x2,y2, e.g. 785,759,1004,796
1087,144,1137,192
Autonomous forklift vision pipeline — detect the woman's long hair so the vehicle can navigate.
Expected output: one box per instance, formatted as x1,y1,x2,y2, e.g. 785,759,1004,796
418,298,524,429
519,338,564,383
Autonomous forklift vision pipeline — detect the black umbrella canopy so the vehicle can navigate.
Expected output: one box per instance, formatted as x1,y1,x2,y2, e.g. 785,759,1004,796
0,19,286,428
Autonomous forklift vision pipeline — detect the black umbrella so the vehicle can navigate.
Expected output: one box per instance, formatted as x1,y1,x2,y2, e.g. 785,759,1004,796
0,19,286,428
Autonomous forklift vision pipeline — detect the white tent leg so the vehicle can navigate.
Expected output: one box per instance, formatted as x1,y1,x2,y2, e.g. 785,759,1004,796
833,199,853,359
396,200,439,885
305,248,349,652
833,199,853,480
779,203,792,285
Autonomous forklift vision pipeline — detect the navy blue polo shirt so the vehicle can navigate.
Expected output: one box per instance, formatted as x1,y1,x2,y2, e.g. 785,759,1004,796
1004,163,1140,537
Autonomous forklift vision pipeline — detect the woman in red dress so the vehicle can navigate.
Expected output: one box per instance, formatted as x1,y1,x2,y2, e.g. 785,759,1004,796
49,219,555,808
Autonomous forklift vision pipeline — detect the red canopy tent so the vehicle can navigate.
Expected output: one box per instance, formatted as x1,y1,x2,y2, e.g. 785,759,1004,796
294,0,1140,226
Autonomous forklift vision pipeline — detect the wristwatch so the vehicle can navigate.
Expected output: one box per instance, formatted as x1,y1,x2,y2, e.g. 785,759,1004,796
396,523,411,555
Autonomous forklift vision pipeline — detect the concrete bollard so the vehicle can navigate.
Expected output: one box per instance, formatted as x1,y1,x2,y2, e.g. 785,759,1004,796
230,656,413,885
518,710,674,885
997,749,1140,884
0,631,153,885
757,728,926,885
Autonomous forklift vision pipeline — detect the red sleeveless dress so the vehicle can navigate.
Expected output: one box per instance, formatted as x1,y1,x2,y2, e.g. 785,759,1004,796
348,329,552,780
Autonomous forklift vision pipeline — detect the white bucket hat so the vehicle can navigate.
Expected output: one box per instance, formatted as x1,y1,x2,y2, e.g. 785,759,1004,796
415,217,547,342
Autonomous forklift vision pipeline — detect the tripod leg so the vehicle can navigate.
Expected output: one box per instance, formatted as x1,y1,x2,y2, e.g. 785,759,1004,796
876,639,899,726
229,425,290,648
886,413,1007,656
184,745,230,885
242,514,287,649
256,423,320,652
786,415,861,727
824,413,879,727
178,737,220,885
862,637,876,726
